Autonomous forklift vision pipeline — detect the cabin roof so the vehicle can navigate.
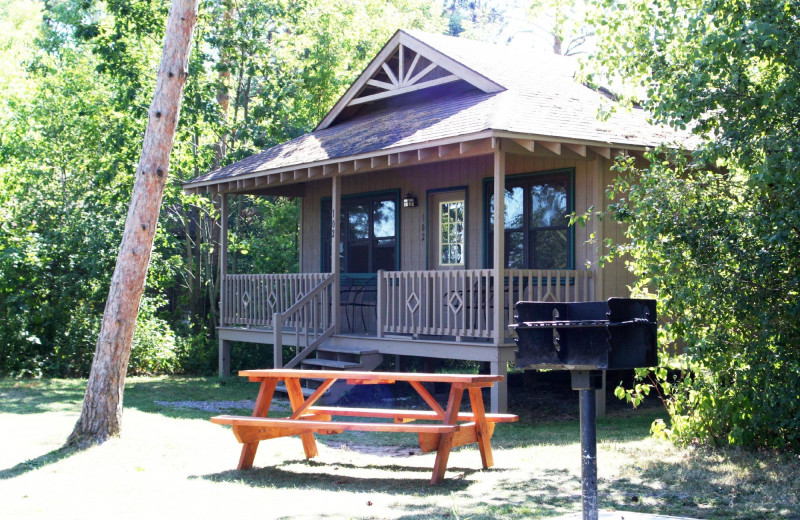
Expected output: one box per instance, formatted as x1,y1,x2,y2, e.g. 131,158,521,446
185,30,692,189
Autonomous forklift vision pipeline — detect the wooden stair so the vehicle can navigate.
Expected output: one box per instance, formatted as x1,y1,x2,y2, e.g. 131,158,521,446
276,343,384,402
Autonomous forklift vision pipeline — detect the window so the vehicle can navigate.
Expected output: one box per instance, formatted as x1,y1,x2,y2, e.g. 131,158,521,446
439,200,465,266
486,171,572,269
322,193,398,273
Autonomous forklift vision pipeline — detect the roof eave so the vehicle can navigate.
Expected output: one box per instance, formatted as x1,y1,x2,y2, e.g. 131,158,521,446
181,130,667,195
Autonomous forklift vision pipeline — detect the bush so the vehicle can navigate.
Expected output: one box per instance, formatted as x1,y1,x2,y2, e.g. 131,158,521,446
608,151,800,451
174,330,217,376
128,296,178,376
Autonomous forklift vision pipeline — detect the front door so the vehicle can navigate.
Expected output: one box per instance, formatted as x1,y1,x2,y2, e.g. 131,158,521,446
428,190,467,270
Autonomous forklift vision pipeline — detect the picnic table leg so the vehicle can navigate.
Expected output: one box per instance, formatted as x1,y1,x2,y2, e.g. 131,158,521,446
285,377,319,458
468,387,494,469
238,379,277,470
430,384,465,485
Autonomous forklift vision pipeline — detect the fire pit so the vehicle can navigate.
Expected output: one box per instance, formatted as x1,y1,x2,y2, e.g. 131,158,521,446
512,298,657,520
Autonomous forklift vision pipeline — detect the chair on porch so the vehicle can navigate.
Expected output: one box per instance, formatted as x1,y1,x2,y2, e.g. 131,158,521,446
339,275,358,332
351,277,378,332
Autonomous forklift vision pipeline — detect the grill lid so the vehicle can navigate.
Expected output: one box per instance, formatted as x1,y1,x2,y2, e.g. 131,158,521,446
513,298,658,370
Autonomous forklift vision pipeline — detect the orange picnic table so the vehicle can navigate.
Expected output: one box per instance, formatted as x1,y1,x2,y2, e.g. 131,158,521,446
211,369,518,485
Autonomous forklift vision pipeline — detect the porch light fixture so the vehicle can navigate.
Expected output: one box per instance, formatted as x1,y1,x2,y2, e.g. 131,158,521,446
403,193,417,208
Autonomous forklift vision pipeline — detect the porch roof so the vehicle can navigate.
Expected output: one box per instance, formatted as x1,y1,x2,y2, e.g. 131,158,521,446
184,30,694,193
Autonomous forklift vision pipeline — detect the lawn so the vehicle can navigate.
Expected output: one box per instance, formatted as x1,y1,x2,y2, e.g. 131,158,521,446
1,377,798,520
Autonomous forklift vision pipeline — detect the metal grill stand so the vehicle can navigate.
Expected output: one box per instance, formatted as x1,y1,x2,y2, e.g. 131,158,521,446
512,298,658,520
572,370,603,520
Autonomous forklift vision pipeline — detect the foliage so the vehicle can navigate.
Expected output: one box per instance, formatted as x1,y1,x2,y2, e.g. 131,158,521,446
587,0,800,451
442,0,505,39
173,329,217,375
527,0,594,55
129,296,179,375
0,0,445,378
227,195,300,275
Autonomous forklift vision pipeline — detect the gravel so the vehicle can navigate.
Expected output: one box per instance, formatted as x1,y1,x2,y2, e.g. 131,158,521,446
154,399,290,413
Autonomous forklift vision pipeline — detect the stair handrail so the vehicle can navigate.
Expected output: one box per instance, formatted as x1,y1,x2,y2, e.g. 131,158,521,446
273,273,335,368
282,327,335,369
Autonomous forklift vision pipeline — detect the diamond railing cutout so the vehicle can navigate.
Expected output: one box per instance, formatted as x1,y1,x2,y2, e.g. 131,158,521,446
267,291,278,310
241,290,251,308
406,292,420,314
448,292,463,315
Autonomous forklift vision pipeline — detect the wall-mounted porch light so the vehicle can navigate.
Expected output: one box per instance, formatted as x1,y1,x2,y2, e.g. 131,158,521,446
403,193,417,208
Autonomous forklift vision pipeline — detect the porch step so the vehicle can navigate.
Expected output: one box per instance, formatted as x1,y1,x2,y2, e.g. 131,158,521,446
273,339,384,404
300,358,362,370
275,383,317,398
316,345,379,356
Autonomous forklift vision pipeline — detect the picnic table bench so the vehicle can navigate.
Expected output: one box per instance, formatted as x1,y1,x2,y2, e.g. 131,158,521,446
210,369,518,485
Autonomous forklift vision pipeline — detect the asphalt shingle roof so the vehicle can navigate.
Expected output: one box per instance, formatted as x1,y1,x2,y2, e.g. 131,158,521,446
187,30,691,186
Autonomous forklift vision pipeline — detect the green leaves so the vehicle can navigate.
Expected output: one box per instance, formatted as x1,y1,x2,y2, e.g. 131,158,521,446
588,0,800,452
0,0,446,378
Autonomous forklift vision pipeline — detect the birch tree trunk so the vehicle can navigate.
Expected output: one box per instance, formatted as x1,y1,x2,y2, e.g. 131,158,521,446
68,0,200,447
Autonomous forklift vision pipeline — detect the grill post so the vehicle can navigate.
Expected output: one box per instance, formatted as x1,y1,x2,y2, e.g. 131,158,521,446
513,299,658,520
572,370,602,520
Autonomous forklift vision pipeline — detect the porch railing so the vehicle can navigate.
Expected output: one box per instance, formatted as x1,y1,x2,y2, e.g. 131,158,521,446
378,269,495,340
221,269,594,344
377,268,594,341
504,269,594,312
221,273,330,327
275,274,335,368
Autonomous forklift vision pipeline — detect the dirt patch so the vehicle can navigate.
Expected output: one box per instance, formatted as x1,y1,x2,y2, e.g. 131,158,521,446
322,441,424,457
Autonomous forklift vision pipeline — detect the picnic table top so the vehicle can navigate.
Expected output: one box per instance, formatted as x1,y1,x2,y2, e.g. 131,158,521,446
238,369,504,384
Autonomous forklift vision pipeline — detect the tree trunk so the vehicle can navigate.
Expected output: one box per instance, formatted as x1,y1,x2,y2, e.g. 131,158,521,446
553,34,563,55
68,0,200,447
211,6,232,170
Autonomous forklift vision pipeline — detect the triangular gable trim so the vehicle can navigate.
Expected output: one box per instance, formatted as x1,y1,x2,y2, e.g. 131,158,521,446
315,30,505,131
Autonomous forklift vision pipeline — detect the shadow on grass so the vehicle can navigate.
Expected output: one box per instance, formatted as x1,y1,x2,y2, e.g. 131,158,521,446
0,445,81,480
601,450,800,519
0,381,86,415
386,474,580,520
197,459,502,493
201,464,583,519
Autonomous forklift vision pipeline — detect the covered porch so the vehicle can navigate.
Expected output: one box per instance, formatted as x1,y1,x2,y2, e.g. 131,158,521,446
206,135,607,413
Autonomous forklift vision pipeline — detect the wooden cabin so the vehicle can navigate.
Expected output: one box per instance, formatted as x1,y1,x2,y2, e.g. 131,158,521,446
182,30,687,412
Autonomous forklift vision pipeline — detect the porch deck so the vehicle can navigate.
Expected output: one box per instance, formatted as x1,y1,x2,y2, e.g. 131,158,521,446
217,269,593,412
221,268,594,340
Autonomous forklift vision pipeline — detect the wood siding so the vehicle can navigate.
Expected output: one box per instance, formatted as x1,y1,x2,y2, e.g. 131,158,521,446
301,152,606,283
598,156,636,300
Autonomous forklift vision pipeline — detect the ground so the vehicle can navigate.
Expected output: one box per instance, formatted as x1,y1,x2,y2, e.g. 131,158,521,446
1,376,798,520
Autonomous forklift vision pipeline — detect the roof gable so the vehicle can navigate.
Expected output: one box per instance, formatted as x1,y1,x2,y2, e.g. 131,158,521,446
315,29,505,131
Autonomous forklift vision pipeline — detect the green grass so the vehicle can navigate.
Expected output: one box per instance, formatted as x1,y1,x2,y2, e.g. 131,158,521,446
1,376,798,519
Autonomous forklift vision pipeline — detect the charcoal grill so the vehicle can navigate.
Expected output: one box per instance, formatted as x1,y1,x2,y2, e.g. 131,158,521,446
511,298,657,520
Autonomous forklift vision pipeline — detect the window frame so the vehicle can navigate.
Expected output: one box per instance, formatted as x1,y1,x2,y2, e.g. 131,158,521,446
482,168,575,270
320,189,401,274
438,198,466,266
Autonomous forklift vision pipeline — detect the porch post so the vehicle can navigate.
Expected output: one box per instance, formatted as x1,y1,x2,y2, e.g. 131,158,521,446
218,339,231,377
490,357,508,413
596,369,607,418
377,269,384,338
592,158,605,301
331,175,341,334
218,193,230,377
593,158,607,416
492,144,506,345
